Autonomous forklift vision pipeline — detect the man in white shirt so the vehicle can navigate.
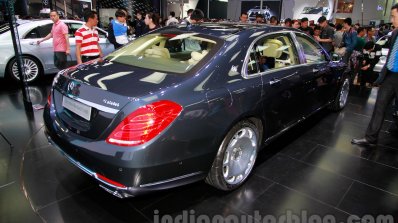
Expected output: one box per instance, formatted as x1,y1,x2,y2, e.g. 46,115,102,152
181,9,193,25
166,11,179,26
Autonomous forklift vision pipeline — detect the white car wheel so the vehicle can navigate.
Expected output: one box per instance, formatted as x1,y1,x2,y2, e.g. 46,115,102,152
9,56,42,83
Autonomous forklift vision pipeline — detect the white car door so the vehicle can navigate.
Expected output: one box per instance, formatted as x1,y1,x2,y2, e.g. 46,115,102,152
66,22,83,66
96,27,113,56
23,23,57,73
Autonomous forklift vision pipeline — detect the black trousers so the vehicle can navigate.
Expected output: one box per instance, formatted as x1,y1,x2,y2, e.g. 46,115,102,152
342,50,352,65
365,72,398,142
54,52,67,70
81,55,100,63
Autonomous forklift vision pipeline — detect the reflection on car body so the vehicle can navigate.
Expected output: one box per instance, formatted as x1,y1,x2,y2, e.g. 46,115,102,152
44,23,350,198
0,19,113,82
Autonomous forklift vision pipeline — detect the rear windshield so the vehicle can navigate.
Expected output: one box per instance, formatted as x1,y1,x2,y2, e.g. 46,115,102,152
105,32,221,73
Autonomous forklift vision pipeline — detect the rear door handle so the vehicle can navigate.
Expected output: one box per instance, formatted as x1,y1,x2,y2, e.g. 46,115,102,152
269,78,281,86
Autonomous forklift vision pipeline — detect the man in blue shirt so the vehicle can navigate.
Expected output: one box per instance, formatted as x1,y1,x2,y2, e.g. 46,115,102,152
107,9,129,49
352,3,398,146
341,17,357,64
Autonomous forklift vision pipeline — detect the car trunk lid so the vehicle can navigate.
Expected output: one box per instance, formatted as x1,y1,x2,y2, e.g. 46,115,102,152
52,61,185,139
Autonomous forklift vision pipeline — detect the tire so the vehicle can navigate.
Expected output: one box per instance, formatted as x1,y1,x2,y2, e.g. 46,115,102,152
7,56,42,83
205,120,260,191
329,76,350,111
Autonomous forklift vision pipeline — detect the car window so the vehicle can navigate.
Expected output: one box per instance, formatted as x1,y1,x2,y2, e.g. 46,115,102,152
25,27,40,39
247,47,260,74
105,32,221,74
38,24,53,38
68,23,83,37
246,33,300,75
67,23,105,38
97,28,107,39
295,33,326,63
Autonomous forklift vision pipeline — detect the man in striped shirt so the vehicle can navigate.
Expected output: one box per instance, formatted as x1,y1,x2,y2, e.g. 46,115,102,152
75,10,104,64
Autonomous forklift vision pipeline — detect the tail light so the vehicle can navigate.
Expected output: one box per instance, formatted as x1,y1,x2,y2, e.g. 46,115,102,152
46,93,51,107
106,100,182,146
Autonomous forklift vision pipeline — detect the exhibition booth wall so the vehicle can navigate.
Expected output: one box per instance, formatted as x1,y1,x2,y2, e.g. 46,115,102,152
227,0,386,26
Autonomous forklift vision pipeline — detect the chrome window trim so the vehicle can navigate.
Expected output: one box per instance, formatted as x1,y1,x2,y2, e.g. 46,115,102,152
139,171,204,188
289,31,307,63
292,31,331,64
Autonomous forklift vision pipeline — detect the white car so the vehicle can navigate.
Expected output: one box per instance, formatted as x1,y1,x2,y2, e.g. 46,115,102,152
373,32,391,73
0,19,113,82
247,6,272,21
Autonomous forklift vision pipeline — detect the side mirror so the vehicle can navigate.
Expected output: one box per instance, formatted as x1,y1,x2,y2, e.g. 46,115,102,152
331,53,342,62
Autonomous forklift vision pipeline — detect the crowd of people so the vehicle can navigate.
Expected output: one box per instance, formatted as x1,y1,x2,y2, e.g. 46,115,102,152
237,12,394,88
36,8,396,87
104,8,207,49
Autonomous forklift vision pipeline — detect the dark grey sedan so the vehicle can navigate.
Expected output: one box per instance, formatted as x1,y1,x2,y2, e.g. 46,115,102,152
44,23,349,198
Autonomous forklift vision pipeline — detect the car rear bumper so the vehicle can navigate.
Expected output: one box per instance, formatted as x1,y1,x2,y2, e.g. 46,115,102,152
43,106,211,198
46,133,205,198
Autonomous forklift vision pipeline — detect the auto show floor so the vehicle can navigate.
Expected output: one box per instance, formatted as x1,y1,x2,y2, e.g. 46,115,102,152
0,76,398,223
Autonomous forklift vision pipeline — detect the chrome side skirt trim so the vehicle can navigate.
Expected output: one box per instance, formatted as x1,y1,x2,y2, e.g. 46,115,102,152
140,172,204,188
98,185,124,198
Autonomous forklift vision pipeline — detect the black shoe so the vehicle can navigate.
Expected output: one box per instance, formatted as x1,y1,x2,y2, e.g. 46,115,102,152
351,138,376,146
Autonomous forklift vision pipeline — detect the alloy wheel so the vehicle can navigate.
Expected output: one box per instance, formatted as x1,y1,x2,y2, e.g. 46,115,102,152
222,127,258,185
12,58,40,82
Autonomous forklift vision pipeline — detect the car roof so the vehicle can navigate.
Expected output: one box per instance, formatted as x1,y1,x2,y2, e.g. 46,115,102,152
15,19,107,34
17,19,84,26
168,22,297,40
